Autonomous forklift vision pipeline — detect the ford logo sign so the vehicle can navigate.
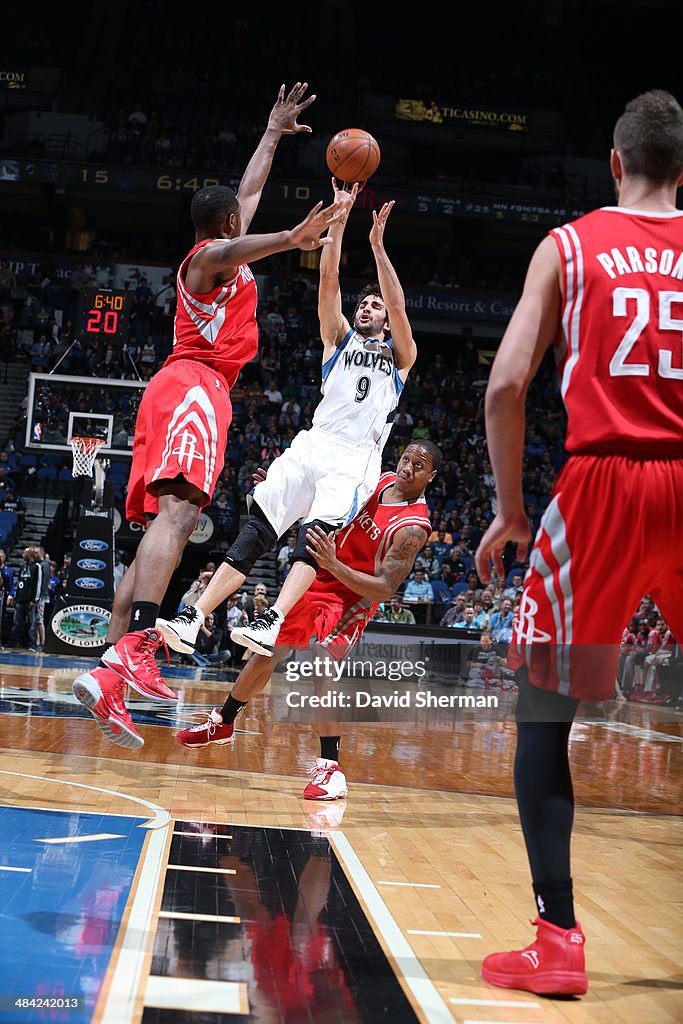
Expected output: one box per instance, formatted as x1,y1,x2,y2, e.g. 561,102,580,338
80,539,109,552
75,577,105,590
77,558,107,571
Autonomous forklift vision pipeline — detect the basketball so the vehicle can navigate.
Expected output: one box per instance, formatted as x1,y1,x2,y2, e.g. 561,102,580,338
326,128,381,183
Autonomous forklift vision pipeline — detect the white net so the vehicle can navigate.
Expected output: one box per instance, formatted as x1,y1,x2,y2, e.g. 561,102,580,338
69,435,107,477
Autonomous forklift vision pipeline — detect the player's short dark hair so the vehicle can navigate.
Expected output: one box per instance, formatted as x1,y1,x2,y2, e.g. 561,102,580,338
353,282,384,321
613,90,683,184
405,439,443,472
190,186,239,231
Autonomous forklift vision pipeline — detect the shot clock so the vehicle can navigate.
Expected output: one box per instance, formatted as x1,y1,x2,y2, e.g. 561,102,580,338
77,287,132,344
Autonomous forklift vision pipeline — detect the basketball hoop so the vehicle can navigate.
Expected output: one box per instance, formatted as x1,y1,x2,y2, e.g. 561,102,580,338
69,435,107,478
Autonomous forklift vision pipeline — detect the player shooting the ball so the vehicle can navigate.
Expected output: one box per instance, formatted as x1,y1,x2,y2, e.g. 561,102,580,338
158,176,418,661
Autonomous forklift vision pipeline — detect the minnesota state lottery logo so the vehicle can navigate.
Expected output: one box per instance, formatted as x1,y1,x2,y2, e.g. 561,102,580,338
51,605,110,648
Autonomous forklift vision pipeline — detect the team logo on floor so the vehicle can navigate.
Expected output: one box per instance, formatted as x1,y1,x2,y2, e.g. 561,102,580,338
51,605,110,647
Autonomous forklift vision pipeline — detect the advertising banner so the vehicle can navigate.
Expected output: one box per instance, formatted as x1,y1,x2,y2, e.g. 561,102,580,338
45,506,115,656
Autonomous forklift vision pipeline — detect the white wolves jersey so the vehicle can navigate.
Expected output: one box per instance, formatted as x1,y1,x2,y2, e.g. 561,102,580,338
312,330,403,448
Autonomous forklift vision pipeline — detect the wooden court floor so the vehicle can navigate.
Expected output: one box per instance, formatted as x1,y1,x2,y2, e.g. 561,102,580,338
0,654,681,1023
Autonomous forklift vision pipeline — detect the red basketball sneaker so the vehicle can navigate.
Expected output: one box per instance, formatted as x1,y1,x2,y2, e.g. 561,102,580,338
303,759,348,801
482,917,588,996
176,709,235,748
102,628,178,702
72,667,144,749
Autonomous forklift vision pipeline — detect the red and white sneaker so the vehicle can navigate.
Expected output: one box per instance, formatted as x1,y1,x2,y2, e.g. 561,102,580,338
72,667,144,749
303,759,348,801
102,629,178,702
482,916,588,996
175,709,234,748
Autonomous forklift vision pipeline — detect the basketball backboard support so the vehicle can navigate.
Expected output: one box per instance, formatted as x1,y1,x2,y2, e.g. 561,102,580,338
25,373,147,457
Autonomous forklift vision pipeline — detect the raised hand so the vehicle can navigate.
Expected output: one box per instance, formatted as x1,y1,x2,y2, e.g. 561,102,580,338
328,177,359,220
369,200,395,247
289,199,345,251
267,82,316,135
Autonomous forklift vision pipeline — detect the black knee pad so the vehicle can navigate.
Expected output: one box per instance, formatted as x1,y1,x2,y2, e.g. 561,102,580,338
292,519,337,571
224,503,277,576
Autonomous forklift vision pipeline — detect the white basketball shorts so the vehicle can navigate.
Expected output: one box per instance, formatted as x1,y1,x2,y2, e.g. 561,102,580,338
250,426,382,538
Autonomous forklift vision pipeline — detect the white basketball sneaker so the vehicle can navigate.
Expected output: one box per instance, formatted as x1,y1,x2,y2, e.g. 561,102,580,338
156,605,204,654
230,607,283,656
303,758,348,801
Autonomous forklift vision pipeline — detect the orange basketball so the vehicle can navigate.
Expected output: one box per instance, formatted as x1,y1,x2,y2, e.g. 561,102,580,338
326,128,381,183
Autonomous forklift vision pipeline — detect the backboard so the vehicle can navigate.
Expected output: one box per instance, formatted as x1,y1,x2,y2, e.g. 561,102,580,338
25,373,147,457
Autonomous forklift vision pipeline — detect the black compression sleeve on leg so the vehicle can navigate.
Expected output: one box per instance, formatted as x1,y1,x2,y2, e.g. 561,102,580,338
514,666,580,929
223,503,277,577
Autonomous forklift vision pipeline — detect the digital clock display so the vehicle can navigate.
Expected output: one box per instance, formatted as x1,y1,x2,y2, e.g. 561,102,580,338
77,287,132,343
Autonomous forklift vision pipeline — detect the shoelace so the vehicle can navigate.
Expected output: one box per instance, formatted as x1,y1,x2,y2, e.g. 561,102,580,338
248,609,278,632
307,763,335,785
138,629,171,668
177,607,197,626
190,714,216,736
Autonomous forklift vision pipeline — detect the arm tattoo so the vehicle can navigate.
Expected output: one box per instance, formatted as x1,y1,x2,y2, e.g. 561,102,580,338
379,526,428,591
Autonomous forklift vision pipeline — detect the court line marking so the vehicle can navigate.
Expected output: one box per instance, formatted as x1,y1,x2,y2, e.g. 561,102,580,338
461,1020,539,1024
0,865,31,872
407,929,482,939
172,831,232,838
101,824,170,1023
331,831,453,1024
0,769,171,1024
378,880,442,889
36,833,125,844
593,721,683,744
0,802,149,819
144,976,249,1014
167,864,236,875
158,911,240,924
0,770,170,830
450,996,541,1007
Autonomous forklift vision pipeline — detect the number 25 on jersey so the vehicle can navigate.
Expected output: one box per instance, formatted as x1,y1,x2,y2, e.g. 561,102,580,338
610,287,683,379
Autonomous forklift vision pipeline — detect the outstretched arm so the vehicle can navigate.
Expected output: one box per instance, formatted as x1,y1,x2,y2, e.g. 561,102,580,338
318,179,358,351
237,82,315,234
189,198,344,282
370,201,416,376
305,523,428,603
474,234,561,583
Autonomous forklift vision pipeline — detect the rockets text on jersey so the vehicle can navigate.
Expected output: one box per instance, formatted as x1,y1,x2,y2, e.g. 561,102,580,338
312,330,403,449
165,239,259,388
312,471,431,640
551,206,683,455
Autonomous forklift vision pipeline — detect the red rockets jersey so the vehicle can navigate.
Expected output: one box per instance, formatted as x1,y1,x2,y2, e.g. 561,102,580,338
311,471,431,642
550,207,683,455
648,627,675,650
164,239,259,387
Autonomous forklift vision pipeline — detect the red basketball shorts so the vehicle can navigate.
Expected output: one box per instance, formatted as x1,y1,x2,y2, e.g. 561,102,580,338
126,359,232,525
279,590,369,661
509,454,683,701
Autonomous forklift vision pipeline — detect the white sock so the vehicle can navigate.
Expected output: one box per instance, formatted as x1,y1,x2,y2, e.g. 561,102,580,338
272,606,285,622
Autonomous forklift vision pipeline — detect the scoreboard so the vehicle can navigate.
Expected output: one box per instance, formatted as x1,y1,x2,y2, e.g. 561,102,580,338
77,287,132,344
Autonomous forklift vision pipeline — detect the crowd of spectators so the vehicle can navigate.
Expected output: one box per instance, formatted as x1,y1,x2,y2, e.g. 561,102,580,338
0,543,69,651
0,252,679,702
